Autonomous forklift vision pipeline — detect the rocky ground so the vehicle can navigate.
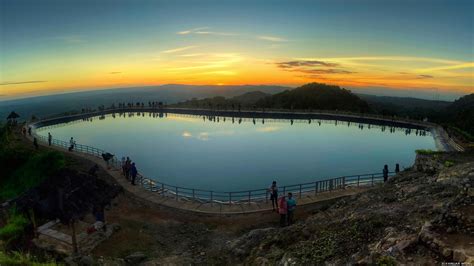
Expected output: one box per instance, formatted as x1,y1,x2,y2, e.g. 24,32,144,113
224,152,474,265
79,152,473,265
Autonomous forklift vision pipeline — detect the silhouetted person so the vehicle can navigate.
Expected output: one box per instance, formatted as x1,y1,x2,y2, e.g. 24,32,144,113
33,137,38,150
48,132,52,146
383,165,389,182
268,181,278,211
69,137,75,151
395,163,400,173
124,157,131,179
130,162,137,185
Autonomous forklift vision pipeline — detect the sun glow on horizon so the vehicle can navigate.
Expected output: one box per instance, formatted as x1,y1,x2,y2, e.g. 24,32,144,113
1,0,472,99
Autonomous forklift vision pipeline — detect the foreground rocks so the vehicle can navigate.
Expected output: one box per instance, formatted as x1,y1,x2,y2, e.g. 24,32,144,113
223,152,474,264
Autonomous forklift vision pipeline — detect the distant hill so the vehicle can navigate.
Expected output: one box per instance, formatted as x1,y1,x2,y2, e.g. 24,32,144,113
256,83,370,112
443,94,474,137
357,94,451,119
171,91,271,109
231,91,270,105
0,85,287,120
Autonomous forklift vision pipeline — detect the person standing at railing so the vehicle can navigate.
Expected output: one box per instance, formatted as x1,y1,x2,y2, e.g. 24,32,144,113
68,137,75,152
278,195,287,227
124,157,131,180
268,181,279,211
130,162,138,185
383,165,389,182
286,193,297,225
48,132,52,146
121,157,126,175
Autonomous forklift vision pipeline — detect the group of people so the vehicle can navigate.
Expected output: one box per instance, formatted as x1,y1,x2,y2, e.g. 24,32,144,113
268,181,297,227
121,157,138,185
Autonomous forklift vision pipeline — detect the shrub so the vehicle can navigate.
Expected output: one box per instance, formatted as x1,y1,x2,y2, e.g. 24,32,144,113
415,149,443,155
444,160,455,167
0,151,65,200
0,209,29,245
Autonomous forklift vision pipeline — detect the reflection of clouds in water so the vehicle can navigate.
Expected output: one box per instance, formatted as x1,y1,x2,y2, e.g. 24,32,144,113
256,126,280,133
167,115,199,123
197,132,209,141
182,130,235,141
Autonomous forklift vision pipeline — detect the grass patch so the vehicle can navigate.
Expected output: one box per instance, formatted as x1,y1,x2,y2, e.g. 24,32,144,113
0,209,29,247
450,127,474,142
0,151,65,201
415,149,443,155
444,160,455,167
0,251,58,266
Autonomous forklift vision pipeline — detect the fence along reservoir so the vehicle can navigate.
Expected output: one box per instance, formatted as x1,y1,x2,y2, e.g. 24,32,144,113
35,112,436,192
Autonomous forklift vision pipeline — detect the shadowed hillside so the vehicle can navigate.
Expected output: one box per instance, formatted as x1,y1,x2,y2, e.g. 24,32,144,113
256,83,371,112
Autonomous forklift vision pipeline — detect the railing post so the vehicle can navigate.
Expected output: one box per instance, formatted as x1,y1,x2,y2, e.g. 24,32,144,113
210,191,213,205
371,174,374,186
299,184,302,198
248,191,251,204
161,183,164,193
229,192,232,205
357,175,360,187
175,187,178,200
283,186,286,195
315,182,318,195
192,189,195,199
342,176,346,189
330,179,333,191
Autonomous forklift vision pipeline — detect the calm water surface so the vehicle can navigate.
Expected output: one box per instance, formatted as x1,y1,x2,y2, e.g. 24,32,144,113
37,112,436,191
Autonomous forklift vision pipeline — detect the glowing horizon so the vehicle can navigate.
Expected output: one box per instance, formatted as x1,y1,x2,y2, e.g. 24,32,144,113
1,0,473,100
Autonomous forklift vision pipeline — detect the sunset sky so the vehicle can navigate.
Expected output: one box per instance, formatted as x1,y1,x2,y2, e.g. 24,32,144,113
1,0,473,100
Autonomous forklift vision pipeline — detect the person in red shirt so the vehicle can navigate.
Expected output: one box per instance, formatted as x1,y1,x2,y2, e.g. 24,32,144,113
278,195,288,227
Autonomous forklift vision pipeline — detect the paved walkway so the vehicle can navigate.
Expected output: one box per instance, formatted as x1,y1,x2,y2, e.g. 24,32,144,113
27,134,370,215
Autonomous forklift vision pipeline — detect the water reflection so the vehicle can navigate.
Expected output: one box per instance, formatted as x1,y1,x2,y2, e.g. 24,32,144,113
36,111,435,191
43,112,431,137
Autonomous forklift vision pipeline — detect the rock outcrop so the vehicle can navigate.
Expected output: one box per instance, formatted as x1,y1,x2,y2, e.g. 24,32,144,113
225,152,474,264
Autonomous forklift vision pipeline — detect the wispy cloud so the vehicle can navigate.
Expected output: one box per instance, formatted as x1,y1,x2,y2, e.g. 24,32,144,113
276,60,338,68
294,69,354,74
0,80,47,86
275,60,352,76
257,35,287,42
109,71,122,74
177,27,209,35
194,30,236,36
256,126,280,133
417,74,434,79
415,62,474,72
177,27,235,36
161,45,198,54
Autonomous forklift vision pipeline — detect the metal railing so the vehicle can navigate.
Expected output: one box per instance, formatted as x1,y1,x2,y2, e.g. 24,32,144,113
133,172,394,204
32,130,394,205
